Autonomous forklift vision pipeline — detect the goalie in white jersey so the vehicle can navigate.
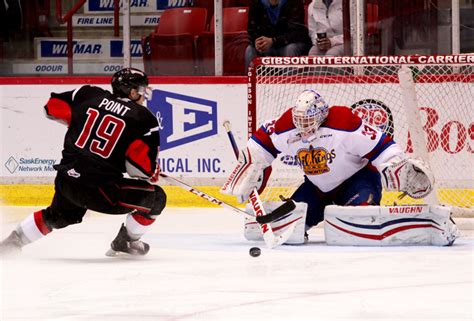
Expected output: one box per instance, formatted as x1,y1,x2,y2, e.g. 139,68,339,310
221,89,442,242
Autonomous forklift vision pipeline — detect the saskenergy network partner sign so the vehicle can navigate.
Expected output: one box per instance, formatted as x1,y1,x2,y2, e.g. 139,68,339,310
4,157,57,174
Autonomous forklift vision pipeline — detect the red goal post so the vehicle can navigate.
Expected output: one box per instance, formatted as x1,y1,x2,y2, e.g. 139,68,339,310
248,54,473,216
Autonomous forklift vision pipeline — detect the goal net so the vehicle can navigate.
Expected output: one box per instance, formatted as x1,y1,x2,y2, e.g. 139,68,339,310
248,55,473,216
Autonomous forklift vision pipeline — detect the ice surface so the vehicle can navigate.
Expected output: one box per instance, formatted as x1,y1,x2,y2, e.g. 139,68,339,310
0,206,473,321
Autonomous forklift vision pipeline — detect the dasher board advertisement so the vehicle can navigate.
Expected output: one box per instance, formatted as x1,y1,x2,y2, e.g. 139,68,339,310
1,81,248,183
84,0,187,13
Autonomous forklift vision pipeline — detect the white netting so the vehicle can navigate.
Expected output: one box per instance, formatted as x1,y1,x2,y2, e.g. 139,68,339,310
249,55,473,216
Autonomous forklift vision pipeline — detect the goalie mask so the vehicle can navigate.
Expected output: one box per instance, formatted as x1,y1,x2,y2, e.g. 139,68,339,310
292,90,329,136
111,68,152,101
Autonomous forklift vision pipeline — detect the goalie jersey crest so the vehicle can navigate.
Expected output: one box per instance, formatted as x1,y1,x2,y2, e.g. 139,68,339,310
296,146,336,175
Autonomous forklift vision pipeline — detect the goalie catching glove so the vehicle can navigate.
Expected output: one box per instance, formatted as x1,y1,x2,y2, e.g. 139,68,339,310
381,157,434,199
220,147,271,202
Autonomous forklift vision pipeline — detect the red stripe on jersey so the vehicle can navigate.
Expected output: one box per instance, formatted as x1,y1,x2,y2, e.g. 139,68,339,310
121,185,155,191
34,210,51,235
118,201,151,213
274,108,295,134
132,213,156,226
45,97,72,125
364,135,393,160
322,106,362,131
366,163,378,172
126,139,152,175
98,187,116,205
253,127,278,156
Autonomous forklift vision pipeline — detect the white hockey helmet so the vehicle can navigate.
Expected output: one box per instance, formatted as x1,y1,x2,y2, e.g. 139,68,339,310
292,89,329,135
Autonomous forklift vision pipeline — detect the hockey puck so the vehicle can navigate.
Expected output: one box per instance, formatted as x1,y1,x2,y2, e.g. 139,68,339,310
249,247,261,257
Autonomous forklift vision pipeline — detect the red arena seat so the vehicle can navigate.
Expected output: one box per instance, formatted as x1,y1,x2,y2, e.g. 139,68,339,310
196,7,250,75
142,7,207,76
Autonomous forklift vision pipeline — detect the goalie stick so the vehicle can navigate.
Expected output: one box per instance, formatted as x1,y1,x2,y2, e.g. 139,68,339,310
223,120,297,248
222,120,296,222
158,173,293,224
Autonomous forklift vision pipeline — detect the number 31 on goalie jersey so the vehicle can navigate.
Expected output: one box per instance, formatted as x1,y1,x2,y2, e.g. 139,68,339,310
75,108,126,158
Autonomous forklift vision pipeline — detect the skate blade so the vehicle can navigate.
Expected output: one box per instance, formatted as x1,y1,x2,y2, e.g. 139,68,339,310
105,248,137,257
105,248,145,258
105,248,123,257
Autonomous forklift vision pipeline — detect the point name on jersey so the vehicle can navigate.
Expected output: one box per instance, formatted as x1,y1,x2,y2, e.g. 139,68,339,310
98,98,131,116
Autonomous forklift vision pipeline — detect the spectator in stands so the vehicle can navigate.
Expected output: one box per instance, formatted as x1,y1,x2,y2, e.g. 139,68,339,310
0,0,24,61
245,0,310,70
0,0,23,42
307,0,344,56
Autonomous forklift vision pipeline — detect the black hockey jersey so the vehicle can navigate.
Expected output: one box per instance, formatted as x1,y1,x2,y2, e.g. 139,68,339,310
45,85,159,186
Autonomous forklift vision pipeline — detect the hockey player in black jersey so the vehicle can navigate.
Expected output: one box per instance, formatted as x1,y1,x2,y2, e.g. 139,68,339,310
0,68,166,257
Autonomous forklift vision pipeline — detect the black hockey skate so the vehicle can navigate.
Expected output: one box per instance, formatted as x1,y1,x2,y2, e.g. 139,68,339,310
106,224,150,257
0,230,24,255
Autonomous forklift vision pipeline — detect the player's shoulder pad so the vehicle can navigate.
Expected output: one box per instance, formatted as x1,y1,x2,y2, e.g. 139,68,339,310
273,108,296,134
132,104,159,130
72,85,107,102
321,106,362,131
143,107,159,126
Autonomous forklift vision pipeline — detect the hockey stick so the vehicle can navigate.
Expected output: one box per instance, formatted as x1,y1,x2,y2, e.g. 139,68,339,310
223,120,297,248
223,120,296,222
159,173,290,224
159,173,254,219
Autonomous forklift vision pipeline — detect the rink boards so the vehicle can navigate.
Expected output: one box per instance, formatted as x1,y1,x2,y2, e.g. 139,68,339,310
0,77,472,208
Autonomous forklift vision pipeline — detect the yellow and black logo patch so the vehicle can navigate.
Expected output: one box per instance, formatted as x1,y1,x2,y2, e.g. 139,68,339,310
296,146,336,175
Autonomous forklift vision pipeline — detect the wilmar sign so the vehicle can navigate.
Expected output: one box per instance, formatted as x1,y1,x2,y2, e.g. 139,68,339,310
84,0,188,13
86,0,155,12
36,38,142,60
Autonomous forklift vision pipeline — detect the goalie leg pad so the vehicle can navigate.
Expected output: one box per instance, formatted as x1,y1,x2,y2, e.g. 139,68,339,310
324,205,459,246
244,202,308,245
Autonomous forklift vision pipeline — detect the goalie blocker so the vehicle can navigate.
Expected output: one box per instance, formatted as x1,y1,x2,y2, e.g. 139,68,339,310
324,205,459,246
